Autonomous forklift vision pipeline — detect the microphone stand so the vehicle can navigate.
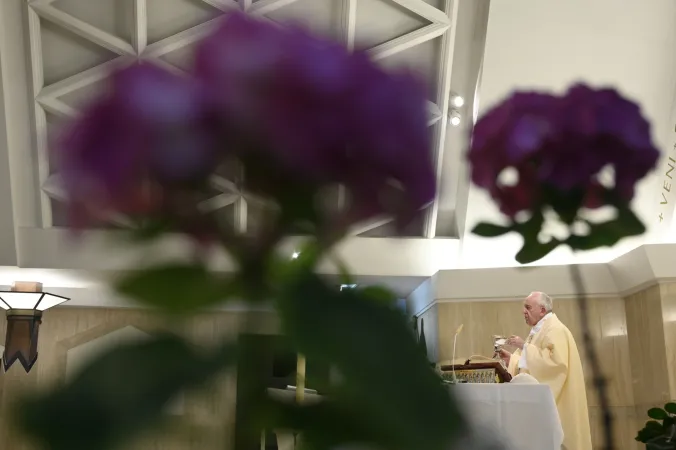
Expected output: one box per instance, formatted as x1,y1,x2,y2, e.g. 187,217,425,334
451,324,463,384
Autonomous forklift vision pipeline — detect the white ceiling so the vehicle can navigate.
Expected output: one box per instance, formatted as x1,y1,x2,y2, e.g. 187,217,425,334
0,0,675,305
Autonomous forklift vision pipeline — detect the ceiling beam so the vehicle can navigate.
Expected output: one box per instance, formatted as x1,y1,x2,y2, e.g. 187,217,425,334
0,37,17,264
17,227,460,277
132,0,148,55
340,0,357,52
248,0,301,17
143,17,222,59
451,1,490,240
25,4,53,228
30,3,135,56
423,0,460,238
0,0,34,264
200,0,239,13
370,22,449,61
349,216,393,236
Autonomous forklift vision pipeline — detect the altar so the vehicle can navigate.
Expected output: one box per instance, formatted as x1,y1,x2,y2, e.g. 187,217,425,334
451,384,563,450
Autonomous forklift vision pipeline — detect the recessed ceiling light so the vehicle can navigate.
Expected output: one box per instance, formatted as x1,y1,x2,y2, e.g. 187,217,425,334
449,110,461,127
291,252,300,260
450,94,464,108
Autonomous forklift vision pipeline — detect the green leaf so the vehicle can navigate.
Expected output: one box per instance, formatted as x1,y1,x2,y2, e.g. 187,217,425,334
515,210,545,237
358,285,398,305
127,218,173,242
646,436,676,450
664,402,676,414
329,252,354,286
18,335,236,450
275,273,465,450
566,207,645,251
472,222,512,237
115,263,238,313
646,420,666,430
545,186,586,225
515,239,560,264
649,408,669,420
636,420,668,443
510,210,555,264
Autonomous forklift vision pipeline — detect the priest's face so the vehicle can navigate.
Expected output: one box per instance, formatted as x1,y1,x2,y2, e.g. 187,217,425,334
523,294,546,326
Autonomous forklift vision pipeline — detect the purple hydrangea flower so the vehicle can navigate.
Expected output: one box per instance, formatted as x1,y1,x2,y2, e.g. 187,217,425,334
56,63,216,226
194,12,435,225
469,84,660,217
57,12,435,232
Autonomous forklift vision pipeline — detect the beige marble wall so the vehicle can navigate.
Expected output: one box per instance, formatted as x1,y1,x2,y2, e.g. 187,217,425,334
624,283,676,450
659,283,676,400
433,296,638,450
2,292,665,450
625,286,671,409
0,307,278,449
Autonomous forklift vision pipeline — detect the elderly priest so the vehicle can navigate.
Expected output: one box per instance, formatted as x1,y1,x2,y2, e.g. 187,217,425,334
498,292,592,450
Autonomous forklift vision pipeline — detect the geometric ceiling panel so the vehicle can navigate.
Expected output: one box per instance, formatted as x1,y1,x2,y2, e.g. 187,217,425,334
355,0,431,49
379,36,441,98
265,0,340,39
53,0,134,43
420,0,443,9
45,112,66,175
356,207,426,237
147,0,223,44
40,19,120,86
156,42,199,72
26,0,457,238
50,199,71,228
58,78,111,111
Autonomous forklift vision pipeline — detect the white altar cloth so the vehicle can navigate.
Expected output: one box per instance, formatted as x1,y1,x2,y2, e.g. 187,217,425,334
451,384,563,450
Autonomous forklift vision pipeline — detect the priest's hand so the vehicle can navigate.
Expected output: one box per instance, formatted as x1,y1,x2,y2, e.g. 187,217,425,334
497,348,511,365
507,335,524,348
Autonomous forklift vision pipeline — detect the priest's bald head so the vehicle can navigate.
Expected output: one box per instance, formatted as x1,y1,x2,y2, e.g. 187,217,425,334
523,291,553,326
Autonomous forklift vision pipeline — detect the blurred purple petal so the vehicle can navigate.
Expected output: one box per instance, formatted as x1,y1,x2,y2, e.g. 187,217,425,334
56,63,217,225
468,84,660,217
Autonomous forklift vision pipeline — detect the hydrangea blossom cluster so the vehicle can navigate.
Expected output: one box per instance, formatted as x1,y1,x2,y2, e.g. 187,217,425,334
57,12,435,233
468,84,660,218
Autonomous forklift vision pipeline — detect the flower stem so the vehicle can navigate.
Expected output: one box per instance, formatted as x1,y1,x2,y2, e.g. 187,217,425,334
569,263,614,450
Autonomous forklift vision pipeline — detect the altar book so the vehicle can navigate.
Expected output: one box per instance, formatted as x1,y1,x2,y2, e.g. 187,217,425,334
439,361,512,383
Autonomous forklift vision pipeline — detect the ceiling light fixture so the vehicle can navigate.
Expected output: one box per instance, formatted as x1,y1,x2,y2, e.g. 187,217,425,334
450,93,465,108
449,110,461,127
291,252,300,260
0,282,69,372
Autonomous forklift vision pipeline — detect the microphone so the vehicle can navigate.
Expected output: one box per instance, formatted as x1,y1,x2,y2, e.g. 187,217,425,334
452,324,464,383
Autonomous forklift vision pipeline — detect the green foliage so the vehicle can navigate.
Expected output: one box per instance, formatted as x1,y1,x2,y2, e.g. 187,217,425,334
19,335,236,450
515,238,561,265
472,201,647,264
636,404,676,448
358,285,399,305
566,205,645,251
647,438,676,450
472,222,512,237
115,263,239,313
650,408,670,420
274,273,464,450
